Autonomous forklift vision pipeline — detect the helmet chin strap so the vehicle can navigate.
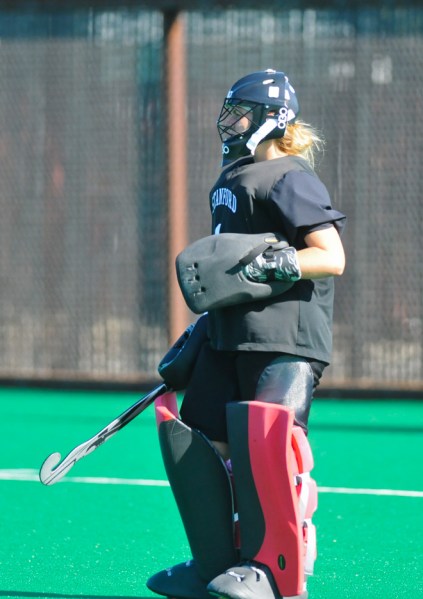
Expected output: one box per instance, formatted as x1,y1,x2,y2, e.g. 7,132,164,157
246,119,278,155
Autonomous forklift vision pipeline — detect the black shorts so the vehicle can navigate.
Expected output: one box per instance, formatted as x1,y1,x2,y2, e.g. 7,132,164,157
179,341,326,442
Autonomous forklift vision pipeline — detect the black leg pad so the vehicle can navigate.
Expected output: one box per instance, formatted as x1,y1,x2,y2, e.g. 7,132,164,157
156,414,238,581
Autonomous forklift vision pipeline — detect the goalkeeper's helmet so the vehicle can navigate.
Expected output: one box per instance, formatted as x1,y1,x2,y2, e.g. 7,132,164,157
217,69,299,165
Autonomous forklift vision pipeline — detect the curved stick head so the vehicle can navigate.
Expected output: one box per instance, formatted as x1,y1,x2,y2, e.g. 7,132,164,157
39,383,169,486
39,452,63,486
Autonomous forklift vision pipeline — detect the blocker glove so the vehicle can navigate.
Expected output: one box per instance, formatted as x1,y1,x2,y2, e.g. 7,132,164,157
244,246,301,283
158,313,208,390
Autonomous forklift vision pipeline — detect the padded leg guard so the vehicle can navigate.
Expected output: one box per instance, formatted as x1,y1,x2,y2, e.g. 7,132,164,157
147,395,238,598
208,401,317,599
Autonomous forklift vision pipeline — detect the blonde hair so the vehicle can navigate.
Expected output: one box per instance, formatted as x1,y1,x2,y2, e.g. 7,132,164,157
275,120,325,169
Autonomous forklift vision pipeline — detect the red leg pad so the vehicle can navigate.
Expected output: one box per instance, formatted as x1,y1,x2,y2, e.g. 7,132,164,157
227,401,317,598
247,402,303,596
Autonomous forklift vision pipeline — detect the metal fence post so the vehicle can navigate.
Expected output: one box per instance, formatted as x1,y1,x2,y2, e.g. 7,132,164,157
164,9,190,344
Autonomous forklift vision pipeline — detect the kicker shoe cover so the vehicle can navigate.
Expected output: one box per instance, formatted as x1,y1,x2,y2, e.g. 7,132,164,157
147,560,212,599
207,562,309,599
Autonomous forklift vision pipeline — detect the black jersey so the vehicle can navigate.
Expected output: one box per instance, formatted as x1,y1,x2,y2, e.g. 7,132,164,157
208,155,346,364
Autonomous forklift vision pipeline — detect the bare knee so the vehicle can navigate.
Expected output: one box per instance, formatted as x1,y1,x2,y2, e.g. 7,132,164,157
212,440,230,461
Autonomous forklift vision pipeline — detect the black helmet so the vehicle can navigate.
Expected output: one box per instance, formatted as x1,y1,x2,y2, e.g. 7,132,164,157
217,69,299,165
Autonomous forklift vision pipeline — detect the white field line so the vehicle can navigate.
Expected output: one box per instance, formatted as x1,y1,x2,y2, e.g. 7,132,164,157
0,469,170,486
1,469,423,497
318,486,423,498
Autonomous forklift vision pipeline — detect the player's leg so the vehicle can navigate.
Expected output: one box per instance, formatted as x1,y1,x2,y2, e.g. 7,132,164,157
208,355,321,599
236,353,325,434
147,343,240,599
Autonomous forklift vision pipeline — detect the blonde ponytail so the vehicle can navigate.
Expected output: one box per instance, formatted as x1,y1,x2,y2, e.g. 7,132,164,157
276,120,325,169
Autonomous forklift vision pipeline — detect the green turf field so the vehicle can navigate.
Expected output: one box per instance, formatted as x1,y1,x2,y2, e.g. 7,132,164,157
1,387,422,599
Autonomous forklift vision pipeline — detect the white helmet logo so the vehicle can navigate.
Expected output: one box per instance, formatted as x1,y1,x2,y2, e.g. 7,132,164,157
277,106,288,130
268,86,280,98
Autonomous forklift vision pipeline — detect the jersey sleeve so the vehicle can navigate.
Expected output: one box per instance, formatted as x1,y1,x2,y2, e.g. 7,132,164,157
269,170,346,244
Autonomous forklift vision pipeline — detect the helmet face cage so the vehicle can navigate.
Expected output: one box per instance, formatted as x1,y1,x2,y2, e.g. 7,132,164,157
217,99,286,165
217,70,299,165
217,101,261,143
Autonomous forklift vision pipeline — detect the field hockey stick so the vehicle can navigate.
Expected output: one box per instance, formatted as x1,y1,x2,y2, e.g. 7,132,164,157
39,382,170,486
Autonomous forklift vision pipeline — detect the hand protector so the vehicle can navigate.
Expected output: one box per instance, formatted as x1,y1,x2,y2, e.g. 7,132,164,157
158,314,208,390
244,246,301,283
176,232,294,314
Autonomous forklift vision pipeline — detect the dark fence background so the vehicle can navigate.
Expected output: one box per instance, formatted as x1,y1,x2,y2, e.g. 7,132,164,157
0,3,422,391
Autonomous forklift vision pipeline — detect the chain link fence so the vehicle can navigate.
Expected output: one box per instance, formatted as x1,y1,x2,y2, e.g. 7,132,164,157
0,5,422,390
